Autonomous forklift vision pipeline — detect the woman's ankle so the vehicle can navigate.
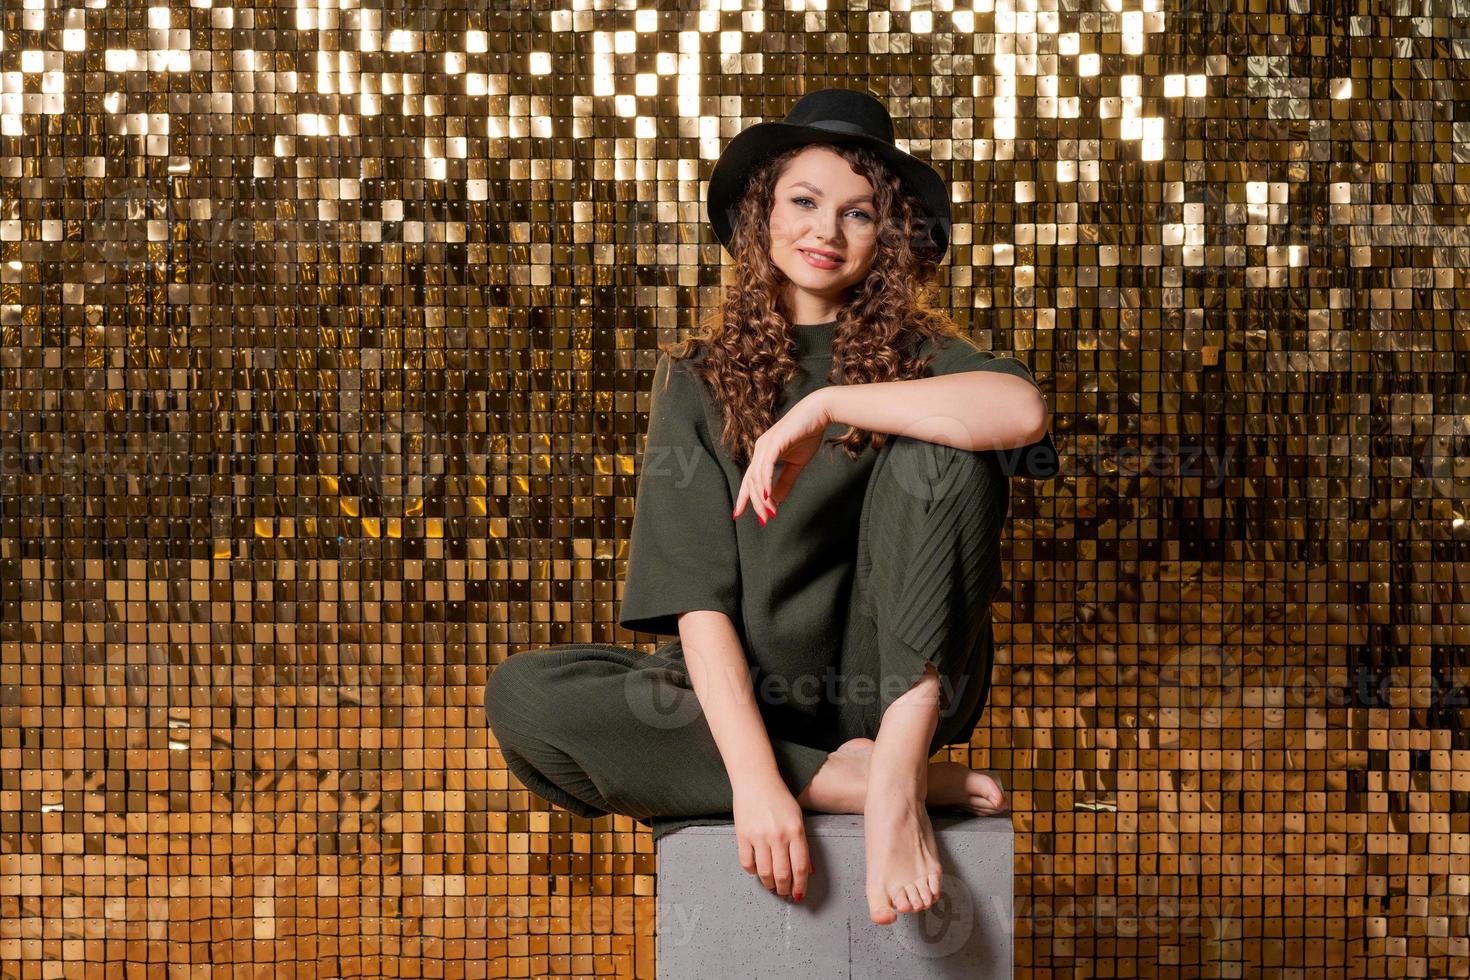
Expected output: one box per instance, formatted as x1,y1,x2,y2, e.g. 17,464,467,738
796,738,875,813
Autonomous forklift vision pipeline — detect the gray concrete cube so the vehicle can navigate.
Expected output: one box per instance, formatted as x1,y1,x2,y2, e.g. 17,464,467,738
655,809,1013,979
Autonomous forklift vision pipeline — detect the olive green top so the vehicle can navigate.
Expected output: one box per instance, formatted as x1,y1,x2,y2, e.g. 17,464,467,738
619,320,1057,696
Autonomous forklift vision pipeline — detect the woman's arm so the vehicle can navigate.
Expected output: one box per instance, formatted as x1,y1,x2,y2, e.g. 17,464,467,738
819,372,1048,453
678,608,813,902
677,609,787,790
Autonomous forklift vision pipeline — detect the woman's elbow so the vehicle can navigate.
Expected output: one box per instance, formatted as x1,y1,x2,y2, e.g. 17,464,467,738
1018,397,1050,446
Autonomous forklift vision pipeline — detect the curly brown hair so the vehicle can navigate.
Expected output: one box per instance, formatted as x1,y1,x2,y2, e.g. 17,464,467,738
661,141,972,470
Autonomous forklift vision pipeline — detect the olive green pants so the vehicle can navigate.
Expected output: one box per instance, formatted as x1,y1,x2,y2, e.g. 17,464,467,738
483,433,1011,838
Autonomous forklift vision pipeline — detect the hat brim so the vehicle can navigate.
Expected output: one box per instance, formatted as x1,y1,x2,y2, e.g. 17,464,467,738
707,121,951,262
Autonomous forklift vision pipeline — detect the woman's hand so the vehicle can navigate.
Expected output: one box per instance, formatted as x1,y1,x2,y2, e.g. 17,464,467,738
731,389,835,524
732,777,815,902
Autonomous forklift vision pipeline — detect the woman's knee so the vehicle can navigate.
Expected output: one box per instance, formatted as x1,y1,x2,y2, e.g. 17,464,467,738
483,649,558,737
876,434,1007,512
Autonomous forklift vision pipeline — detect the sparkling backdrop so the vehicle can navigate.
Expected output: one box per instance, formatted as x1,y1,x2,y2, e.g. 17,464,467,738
2,0,1470,977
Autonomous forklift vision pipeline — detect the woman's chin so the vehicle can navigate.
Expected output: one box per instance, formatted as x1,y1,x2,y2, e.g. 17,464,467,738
786,274,852,298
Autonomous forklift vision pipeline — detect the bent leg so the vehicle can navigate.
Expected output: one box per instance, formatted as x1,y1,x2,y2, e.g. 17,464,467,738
841,433,1011,754
483,641,833,822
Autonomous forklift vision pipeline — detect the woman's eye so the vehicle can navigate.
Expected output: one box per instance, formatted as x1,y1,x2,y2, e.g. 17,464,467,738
794,197,873,221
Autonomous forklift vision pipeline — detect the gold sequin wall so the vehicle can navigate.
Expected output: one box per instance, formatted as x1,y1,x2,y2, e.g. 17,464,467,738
1,0,1468,977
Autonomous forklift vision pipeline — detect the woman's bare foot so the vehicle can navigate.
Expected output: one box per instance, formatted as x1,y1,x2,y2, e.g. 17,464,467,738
797,738,1009,816
863,768,943,925
926,761,1009,815
862,664,944,925
795,737,876,813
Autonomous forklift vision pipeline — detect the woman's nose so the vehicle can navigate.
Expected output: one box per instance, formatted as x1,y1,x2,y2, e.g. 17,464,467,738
811,211,843,244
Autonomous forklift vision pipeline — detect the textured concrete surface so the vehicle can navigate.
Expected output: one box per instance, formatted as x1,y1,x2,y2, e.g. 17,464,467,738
655,808,1013,979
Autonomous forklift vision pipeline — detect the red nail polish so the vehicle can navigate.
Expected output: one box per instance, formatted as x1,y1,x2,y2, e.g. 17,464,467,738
793,891,803,902
764,489,769,498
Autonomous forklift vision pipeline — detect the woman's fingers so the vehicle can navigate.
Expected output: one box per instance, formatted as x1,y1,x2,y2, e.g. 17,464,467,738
770,843,793,898
752,462,770,520
760,461,779,519
733,474,763,523
789,837,810,900
741,837,816,901
734,458,776,524
770,459,804,510
754,843,775,894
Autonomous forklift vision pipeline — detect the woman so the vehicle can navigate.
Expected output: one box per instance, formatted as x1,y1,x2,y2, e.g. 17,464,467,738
484,88,1058,926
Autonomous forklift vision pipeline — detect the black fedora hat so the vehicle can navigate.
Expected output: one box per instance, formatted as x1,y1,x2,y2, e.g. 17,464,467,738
707,87,952,263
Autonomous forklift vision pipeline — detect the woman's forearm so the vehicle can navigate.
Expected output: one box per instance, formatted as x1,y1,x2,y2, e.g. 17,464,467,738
677,609,790,793
820,372,1048,453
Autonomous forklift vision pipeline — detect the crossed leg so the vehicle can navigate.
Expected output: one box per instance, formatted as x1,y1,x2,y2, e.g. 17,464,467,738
796,734,1008,820
794,664,1008,924
862,662,946,925
823,430,1014,925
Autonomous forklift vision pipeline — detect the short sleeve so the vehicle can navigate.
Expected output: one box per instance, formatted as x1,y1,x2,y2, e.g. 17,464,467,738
618,353,743,637
922,334,1060,480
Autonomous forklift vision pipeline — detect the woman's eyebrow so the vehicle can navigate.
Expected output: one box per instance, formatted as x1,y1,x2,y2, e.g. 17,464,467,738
791,180,875,205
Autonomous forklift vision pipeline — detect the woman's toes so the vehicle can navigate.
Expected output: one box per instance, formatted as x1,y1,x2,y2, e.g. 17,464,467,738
890,887,912,913
866,881,897,924
907,882,929,911
969,773,1009,812
985,780,1005,807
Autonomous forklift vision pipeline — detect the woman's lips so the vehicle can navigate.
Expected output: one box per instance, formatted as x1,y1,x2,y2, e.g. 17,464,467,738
800,248,843,270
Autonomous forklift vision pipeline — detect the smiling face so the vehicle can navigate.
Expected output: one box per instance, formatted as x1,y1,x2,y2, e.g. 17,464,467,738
766,145,881,324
